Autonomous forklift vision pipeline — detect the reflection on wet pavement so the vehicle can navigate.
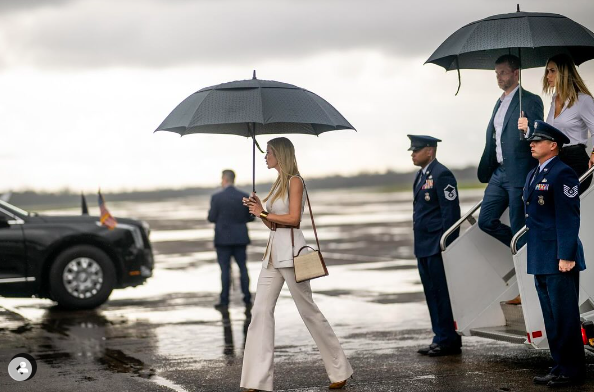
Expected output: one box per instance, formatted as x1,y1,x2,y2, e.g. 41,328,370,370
7,188,545,391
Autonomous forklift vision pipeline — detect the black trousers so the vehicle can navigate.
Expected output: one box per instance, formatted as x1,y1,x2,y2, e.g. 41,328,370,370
559,144,592,194
417,254,461,348
535,271,585,378
216,245,251,306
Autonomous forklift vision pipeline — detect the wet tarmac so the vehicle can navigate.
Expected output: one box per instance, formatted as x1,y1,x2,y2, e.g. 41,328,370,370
1,188,594,391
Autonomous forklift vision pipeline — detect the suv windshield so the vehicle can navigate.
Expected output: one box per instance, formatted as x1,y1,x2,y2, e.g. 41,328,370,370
0,200,30,217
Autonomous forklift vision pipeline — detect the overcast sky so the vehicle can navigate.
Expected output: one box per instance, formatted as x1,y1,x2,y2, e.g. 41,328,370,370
1,0,594,192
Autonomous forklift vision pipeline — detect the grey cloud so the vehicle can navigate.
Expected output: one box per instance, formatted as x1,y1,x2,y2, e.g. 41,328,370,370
0,0,78,14
0,0,593,69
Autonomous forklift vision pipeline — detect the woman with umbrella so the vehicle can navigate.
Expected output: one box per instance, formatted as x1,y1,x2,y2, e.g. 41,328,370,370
240,137,353,392
519,53,594,193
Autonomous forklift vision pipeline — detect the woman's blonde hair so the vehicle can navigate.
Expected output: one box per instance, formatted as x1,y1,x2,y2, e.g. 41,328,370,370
263,137,300,205
542,54,592,108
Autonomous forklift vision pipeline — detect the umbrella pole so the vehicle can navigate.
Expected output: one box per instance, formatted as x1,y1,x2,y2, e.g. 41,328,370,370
518,48,524,140
251,123,256,194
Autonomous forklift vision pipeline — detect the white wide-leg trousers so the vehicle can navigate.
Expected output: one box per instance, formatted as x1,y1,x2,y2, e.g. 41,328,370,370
240,266,353,391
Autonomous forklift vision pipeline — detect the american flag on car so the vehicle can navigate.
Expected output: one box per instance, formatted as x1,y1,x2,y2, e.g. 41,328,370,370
98,191,117,229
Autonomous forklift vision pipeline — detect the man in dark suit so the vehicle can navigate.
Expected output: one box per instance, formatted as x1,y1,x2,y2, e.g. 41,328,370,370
409,135,462,357
524,121,585,387
208,170,255,312
478,55,544,255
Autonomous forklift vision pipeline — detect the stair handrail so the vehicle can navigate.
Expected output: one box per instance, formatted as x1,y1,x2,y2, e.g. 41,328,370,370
511,164,594,255
440,200,482,252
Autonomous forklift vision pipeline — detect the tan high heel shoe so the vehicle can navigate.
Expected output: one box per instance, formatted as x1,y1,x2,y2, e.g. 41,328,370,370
329,379,347,389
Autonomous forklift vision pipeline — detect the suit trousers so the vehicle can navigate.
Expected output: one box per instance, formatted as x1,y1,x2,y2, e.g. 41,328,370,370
418,254,461,347
216,245,251,306
559,145,592,195
535,271,585,378
478,166,526,247
240,266,353,391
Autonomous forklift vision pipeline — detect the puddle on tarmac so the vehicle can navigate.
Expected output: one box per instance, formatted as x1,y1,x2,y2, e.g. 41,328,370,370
99,348,155,377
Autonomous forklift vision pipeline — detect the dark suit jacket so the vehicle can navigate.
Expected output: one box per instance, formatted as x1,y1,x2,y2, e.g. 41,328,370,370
413,159,461,258
478,88,544,187
523,157,585,275
207,186,255,246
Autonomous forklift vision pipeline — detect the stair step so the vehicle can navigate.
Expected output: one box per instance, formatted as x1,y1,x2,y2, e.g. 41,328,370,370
470,326,527,344
500,302,525,330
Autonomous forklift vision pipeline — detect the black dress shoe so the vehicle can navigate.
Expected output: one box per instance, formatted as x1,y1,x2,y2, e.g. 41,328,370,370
427,345,461,357
533,373,557,385
417,343,438,355
245,302,253,316
547,375,584,388
214,303,228,311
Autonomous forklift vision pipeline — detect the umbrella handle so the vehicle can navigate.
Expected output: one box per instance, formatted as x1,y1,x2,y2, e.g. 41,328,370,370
455,56,461,96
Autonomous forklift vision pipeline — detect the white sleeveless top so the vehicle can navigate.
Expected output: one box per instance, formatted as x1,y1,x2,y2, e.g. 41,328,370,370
262,176,307,269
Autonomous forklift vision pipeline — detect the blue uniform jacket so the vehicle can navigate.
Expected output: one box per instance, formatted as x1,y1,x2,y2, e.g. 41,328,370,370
478,89,543,187
523,156,586,275
207,186,255,246
413,160,461,258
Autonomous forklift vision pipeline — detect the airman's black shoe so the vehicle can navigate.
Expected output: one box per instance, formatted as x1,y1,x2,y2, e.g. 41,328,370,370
417,343,438,355
533,373,557,385
547,375,584,388
427,345,461,357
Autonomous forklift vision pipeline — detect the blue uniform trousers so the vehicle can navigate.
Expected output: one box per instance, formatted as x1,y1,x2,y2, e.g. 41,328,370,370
478,166,526,247
216,245,251,306
418,253,461,347
534,271,585,378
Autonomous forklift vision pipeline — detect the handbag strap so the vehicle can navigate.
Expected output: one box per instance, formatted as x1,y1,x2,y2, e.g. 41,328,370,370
291,177,321,252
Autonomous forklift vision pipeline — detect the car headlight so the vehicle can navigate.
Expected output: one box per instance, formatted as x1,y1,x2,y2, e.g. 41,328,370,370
117,223,144,249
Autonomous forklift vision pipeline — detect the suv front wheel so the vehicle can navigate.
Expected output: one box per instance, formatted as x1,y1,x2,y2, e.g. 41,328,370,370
49,245,116,309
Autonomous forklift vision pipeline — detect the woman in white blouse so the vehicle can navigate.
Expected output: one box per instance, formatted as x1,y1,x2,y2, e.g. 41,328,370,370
240,137,352,392
519,54,594,193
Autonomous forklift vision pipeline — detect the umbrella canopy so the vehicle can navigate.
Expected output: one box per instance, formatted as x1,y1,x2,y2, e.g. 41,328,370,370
156,76,354,137
155,73,355,192
426,10,594,71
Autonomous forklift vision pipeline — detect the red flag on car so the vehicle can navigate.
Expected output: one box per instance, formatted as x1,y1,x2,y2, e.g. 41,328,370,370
98,190,117,229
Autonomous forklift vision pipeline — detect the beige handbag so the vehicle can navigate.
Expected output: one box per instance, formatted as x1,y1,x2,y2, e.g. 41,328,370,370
291,180,329,283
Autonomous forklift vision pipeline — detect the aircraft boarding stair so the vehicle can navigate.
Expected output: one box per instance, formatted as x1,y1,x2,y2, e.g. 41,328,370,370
440,166,594,349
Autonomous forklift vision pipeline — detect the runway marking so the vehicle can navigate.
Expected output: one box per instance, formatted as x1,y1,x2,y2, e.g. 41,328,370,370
149,375,190,392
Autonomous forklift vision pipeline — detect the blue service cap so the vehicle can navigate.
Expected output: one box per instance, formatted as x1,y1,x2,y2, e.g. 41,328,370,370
526,120,570,145
407,135,442,151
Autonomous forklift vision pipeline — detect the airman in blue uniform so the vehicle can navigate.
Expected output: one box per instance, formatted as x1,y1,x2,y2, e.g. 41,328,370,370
524,121,586,387
408,135,462,357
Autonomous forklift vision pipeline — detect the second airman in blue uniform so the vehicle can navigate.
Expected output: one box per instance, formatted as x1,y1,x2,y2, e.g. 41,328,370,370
409,135,462,357
524,121,586,387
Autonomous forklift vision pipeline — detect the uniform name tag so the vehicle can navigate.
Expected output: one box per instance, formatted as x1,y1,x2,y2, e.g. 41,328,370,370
422,180,433,189
535,184,549,191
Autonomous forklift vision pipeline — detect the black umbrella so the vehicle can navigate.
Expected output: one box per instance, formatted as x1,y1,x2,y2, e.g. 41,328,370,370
426,6,594,117
155,72,355,193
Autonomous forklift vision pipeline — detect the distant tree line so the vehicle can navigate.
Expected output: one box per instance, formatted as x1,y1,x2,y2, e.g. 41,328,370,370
5,166,480,209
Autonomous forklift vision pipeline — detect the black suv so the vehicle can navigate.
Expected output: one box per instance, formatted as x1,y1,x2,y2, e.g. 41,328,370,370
0,200,153,309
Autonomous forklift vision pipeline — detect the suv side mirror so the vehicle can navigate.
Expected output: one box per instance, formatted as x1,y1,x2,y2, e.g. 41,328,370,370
0,215,10,228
